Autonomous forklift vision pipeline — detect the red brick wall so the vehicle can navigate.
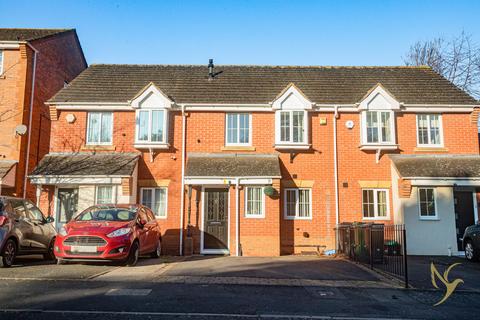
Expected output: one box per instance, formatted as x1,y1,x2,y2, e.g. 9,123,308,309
0,31,86,200
45,105,479,256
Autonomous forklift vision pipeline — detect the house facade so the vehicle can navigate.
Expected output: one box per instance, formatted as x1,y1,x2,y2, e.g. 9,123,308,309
30,63,480,256
0,28,87,198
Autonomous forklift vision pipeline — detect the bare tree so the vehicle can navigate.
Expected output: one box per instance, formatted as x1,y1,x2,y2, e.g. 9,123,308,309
404,31,480,100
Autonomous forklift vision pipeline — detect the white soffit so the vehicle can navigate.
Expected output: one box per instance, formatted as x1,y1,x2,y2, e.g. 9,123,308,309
358,83,400,110
130,82,174,109
272,83,314,110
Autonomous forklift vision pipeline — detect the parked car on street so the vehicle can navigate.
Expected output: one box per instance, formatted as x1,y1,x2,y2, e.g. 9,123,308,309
0,196,56,267
463,221,480,261
54,204,162,266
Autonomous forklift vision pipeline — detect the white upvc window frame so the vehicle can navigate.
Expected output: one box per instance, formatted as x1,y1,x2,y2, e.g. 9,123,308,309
362,188,390,220
86,112,113,145
275,110,308,146
283,188,312,220
361,110,396,146
0,49,4,75
225,113,252,146
244,186,265,218
95,185,116,205
140,187,168,219
135,109,168,145
416,114,444,147
418,187,438,220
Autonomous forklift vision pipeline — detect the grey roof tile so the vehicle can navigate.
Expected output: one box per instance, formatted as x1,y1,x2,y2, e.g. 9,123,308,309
390,154,480,178
0,28,72,41
50,64,477,105
30,153,140,176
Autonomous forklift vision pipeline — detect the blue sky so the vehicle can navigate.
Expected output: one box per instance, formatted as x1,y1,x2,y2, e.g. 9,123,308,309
1,0,479,66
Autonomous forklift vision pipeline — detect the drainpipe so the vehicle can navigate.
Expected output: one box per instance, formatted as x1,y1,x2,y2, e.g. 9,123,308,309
333,106,340,228
179,104,186,255
235,177,240,256
23,43,38,198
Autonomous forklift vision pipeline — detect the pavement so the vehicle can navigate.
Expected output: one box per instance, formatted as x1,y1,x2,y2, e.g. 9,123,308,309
0,254,478,319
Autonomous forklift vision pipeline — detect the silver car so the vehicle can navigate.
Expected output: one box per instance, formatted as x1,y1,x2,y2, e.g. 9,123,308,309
0,196,56,267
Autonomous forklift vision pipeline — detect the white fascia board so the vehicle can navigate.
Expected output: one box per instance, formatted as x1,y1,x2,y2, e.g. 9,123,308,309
409,178,480,187
401,106,474,113
184,177,274,185
185,104,272,112
29,175,125,185
0,41,21,49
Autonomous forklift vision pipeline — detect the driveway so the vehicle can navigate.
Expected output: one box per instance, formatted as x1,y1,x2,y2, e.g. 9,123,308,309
408,256,480,292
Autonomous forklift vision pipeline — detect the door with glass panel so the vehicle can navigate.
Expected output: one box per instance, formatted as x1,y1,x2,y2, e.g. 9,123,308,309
203,188,228,252
56,188,79,230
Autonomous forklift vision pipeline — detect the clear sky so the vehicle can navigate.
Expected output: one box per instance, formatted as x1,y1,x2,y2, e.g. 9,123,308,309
1,0,479,66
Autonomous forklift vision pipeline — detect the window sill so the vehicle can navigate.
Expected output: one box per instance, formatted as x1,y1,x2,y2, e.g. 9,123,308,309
419,217,439,221
359,144,399,151
283,216,312,220
244,215,265,219
221,146,256,151
362,217,390,221
81,145,116,151
414,147,448,152
275,144,311,150
134,143,170,150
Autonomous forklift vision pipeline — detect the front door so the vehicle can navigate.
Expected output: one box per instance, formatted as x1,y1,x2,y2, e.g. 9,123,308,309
56,188,79,230
454,191,476,251
202,188,228,253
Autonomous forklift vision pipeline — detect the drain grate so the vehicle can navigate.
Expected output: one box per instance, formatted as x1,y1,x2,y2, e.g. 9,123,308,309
105,289,152,296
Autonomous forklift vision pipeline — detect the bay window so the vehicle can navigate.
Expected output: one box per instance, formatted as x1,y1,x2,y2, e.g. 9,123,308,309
276,110,307,145
362,110,394,144
417,114,443,146
136,109,167,144
362,189,389,219
226,113,251,145
86,112,113,145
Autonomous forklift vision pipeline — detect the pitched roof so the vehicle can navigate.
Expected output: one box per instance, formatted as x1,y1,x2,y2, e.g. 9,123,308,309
30,153,139,177
0,160,17,179
49,64,477,105
390,155,480,178
0,28,72,41
185,153,281,178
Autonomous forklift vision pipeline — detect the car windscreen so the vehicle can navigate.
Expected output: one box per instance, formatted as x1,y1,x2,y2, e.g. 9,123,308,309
75,207,137,222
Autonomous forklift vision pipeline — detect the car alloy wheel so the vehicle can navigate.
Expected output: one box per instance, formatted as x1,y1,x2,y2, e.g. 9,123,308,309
465,242,474,260
127,242,139,267
2,240,16,268
151,239,161,258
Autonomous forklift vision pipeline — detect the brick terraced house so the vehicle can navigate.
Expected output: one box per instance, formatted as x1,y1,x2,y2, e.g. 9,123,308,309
0,28,87,198
30,62,480,256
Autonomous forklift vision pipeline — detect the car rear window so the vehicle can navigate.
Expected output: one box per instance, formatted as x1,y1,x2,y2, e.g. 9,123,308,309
75,206,137,222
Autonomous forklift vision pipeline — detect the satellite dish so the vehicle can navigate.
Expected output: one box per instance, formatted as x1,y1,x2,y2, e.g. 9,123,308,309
15,124,28,136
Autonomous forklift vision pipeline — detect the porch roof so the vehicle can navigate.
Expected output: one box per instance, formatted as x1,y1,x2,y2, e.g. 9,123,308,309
185,153,282,178
390,154,480,178
30,153,140,177
0,160,16,180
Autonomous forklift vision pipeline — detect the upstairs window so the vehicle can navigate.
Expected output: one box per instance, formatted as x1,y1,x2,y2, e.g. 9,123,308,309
362,110,394,144
136,109,166,143
226,113,251,145
278,110,306,144
86,112,113,145
417,114,442,146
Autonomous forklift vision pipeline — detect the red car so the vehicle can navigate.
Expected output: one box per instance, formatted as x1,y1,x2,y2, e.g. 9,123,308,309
54,204,161,266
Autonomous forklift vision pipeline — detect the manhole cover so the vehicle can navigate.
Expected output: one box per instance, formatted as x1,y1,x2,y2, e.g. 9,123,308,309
106,289,152,296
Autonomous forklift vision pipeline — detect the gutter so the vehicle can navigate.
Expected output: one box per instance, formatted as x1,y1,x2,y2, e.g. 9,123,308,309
235,177,240,256
179,104,187,255
22,42,38,198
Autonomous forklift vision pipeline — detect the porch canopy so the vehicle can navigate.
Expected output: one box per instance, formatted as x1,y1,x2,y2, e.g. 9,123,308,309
390,154,480,186
184,153,282,185
0,160,17,193
29,152,140,185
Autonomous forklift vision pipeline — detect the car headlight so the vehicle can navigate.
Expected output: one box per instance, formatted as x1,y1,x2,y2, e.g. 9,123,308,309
59,226,68,236
107,228,131,238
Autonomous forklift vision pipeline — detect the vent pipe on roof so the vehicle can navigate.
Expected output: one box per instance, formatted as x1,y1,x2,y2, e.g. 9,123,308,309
208,59,214,80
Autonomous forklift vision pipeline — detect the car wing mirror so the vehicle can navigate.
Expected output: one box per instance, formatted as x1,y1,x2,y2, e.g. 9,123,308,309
45,216,55,223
